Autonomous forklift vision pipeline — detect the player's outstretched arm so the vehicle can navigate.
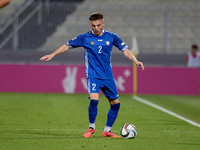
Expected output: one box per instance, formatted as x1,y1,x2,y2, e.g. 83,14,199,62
123,49,145,70
39,44,70,61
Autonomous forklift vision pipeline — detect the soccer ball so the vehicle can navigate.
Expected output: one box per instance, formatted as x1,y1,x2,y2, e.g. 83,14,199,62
120,123,137,139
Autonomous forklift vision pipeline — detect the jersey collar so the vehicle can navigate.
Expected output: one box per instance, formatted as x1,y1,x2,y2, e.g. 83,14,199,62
92,30,105,36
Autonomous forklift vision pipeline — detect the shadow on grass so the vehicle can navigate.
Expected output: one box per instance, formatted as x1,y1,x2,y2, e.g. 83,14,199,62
0,130,122,140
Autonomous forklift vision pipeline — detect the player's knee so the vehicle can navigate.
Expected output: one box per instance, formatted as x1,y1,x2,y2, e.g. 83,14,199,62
109,99,120,105
90,93,99,100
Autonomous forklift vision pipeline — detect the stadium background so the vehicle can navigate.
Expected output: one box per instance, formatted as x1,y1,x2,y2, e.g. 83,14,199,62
0,1,200,150
0,0,200,95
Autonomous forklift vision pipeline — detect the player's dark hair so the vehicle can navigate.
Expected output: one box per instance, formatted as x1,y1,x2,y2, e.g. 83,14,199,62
89,12,104,21
192,44,198,50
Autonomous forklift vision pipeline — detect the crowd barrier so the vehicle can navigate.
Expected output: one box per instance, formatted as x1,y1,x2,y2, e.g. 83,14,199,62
0,64,199,95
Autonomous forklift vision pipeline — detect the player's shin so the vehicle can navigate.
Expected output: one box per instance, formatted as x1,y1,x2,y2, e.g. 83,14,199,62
88,99,99,129
104,103,120,132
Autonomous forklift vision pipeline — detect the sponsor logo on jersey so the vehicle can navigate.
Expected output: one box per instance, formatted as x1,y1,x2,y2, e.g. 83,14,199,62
106,41,110,45
98,39,103,41
90,41,94,45
72,36,77,41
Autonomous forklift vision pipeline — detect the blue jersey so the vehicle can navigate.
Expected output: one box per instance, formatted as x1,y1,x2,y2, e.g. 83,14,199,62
67,30,128,79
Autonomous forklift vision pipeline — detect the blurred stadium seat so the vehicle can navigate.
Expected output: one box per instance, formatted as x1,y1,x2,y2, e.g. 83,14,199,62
38,0,200,54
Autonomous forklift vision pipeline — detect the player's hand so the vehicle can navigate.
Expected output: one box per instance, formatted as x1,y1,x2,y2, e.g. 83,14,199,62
137,61,145,70
39,54,54,61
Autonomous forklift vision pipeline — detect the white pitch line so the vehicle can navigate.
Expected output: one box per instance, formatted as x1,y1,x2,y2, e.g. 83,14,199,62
133,96,200,128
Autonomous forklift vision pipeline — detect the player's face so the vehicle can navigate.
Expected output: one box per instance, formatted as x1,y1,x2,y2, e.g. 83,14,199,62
90,19,105,36
192,48,197,54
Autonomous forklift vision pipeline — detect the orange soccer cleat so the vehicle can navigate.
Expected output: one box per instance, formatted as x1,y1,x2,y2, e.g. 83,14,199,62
102,130,120,138
84,127,95,138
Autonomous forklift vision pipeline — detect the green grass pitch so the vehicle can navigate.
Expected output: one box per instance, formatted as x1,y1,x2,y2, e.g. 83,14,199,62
0,93,200,150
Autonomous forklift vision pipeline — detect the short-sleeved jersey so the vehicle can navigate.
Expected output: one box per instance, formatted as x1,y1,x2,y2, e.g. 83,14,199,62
67,30,128,79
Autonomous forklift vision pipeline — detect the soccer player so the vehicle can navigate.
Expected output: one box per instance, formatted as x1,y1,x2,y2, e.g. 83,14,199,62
186,44,200,67
40,12,144,138
0,0,10,8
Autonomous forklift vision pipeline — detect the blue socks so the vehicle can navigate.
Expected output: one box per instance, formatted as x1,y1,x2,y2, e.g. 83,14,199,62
88,100,120,131
106,103,120,128
88,99,99,125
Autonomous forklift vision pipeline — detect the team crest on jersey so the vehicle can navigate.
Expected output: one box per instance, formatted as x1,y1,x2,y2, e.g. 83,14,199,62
106,41,110,45
90,41,94,46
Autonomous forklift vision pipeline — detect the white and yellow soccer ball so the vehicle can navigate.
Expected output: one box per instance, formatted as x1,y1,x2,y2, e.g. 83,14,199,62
120,123,137,139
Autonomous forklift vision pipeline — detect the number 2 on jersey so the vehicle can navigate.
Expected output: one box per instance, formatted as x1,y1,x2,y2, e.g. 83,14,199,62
92,83,96,91
98,46,102,54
